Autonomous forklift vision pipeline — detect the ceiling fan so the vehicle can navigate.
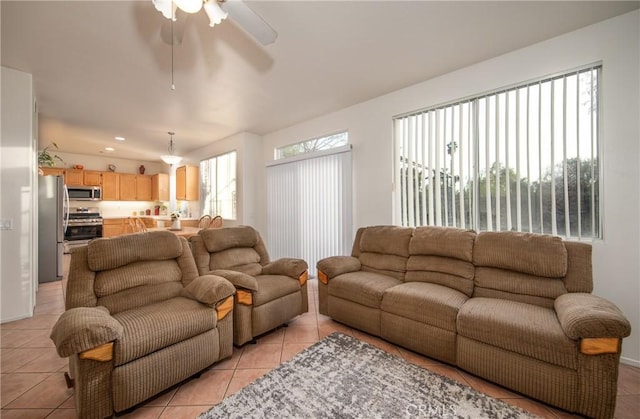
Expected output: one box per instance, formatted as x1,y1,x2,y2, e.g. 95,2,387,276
152,0,278,45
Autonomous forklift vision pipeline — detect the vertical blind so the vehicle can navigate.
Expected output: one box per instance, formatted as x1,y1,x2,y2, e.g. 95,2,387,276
395,65,600,239
267,146,352,276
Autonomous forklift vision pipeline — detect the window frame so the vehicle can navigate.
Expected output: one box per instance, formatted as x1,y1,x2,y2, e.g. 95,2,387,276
199,150,237,221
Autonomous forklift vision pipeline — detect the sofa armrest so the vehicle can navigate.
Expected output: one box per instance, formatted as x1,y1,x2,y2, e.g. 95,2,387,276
210,269,259,291
181,274,236,306
555,293,631,340
50,306,123,358
317,256,361,282
262,258,308,278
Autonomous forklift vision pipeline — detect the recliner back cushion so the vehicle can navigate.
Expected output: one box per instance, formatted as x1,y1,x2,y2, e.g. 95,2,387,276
87,231,183,271
95,260,183,314
200,226,258,253
357,226,413,280
473,231,570,308
406,227,476,296
209,248,263,276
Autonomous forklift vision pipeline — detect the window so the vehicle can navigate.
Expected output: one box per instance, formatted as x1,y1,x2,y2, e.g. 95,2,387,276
394,65,600,239
200,151,237,220
275,131,348,160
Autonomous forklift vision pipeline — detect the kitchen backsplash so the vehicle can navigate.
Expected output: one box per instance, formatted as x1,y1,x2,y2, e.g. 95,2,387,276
70,200,199,218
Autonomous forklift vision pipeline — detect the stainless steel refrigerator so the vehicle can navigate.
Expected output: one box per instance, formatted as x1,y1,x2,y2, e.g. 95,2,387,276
38,175,67,283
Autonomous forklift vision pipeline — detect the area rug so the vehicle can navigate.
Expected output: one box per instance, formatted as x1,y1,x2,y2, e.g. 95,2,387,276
199,332,537,418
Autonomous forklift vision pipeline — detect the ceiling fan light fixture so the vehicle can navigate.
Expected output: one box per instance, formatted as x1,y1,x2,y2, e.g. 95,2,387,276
175,0,203,14
160,132,183,165
204,0,228,27
153,0,177,20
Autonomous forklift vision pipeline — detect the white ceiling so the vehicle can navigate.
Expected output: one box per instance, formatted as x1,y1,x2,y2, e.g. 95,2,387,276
2,1,638,162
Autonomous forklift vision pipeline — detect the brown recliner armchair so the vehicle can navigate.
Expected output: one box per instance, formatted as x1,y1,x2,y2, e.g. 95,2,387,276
50,231,236,419
189,226,309,346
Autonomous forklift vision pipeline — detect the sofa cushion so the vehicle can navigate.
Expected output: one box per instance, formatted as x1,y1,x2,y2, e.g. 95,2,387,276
473,231,567,278
406,256,475,297
329,271,402,309
209,248,263,276
253,275,301,307
457,298,577,369
199,226,258,253
359,226,413,257
112,296,217,366
87,231,183,272
381,282,468,332
409,226,476,262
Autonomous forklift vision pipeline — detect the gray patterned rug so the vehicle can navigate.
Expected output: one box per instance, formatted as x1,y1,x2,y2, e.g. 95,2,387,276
199,332,537,419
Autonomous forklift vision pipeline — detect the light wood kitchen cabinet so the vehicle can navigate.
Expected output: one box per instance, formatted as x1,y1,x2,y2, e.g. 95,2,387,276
103,218,128,237
176,165,199,201
119,174,137,201
83,170,102,186
39,167,64,177
64,169,84,186
136,175,152,201
152,173,169,202
102,172,119,200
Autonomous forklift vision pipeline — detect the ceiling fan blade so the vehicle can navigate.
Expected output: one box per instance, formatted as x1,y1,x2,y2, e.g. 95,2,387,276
221,0,278,46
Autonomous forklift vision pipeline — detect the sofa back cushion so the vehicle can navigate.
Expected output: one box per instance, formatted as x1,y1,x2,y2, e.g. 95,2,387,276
86,231,195,314
472,231,590,308
355,226,413,280
406,227,476,296
199,226,267,276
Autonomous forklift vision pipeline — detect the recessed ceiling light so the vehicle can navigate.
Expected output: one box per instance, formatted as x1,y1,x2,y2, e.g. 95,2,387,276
105,147,115,152
114,136,125,141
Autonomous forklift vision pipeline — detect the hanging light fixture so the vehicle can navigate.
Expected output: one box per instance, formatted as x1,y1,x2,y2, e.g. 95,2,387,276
153,0,228,28
160,132,183,165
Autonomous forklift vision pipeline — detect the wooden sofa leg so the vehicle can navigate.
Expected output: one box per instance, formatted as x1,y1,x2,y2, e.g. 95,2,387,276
64,372,74,389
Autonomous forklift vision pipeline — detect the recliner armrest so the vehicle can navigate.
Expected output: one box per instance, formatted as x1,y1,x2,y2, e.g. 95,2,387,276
181,274,236,306
50,306,123,358
262,258,308,278
210,269,259,291
555,293,631,339
317,256,361,280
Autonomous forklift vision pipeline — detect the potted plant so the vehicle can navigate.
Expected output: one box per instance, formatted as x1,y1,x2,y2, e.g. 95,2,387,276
38,142,64,168
170,211,181,230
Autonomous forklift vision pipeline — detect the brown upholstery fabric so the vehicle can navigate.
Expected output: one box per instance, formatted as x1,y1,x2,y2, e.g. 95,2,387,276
181,275,236,306
50,306,123,358
87,231,183,271
316,256,361,279
359,253,407,280
94,260,182,297
98,282,184,315
65,246,97,309
563,241,593,293
473,231,567,278
209,248,262,275
406,255,474,296
458,298,577,369
410,226,476,262
262,258,308,278
329,271,402,309
555,293,632,339
359,225,413,257
210,269,259,291
252,275,301,307
200,225,258,253
112,297,217,366
381,282,468,332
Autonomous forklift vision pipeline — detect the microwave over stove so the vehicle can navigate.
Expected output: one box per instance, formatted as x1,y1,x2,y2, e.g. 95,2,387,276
67,186,102,201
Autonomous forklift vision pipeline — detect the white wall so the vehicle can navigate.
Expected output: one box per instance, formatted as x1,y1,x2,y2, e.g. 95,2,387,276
1,67,37,322
259,11,640,365
184,131,262,229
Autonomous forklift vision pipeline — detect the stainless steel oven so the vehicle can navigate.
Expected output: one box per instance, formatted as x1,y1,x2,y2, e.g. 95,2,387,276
64,207,103,252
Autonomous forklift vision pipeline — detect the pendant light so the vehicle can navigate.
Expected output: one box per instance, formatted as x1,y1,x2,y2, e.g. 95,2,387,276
160,132,183,165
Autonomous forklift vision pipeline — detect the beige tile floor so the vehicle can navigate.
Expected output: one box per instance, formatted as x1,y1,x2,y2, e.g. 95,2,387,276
1,256,638,418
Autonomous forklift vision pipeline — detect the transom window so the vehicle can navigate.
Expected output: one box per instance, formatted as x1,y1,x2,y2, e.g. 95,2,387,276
394,65,601,239
275,131,348,160
200,151,237,220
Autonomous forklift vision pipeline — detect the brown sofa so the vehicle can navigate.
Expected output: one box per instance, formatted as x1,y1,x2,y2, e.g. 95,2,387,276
190,226,309,346
317,226,631,418
50,231,236,418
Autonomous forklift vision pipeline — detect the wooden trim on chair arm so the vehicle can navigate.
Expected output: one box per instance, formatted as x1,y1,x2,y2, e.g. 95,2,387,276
299,270,308,286
79,342,114,362
216,296,234,320
236,289,253,305
318,270,328,285
580,338,621,355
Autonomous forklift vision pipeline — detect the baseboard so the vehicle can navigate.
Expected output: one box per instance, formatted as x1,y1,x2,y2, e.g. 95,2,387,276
620,356,640,368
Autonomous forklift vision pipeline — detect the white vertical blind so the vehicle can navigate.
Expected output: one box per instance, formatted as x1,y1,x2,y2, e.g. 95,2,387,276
394,65,600,239
267,146,352,277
